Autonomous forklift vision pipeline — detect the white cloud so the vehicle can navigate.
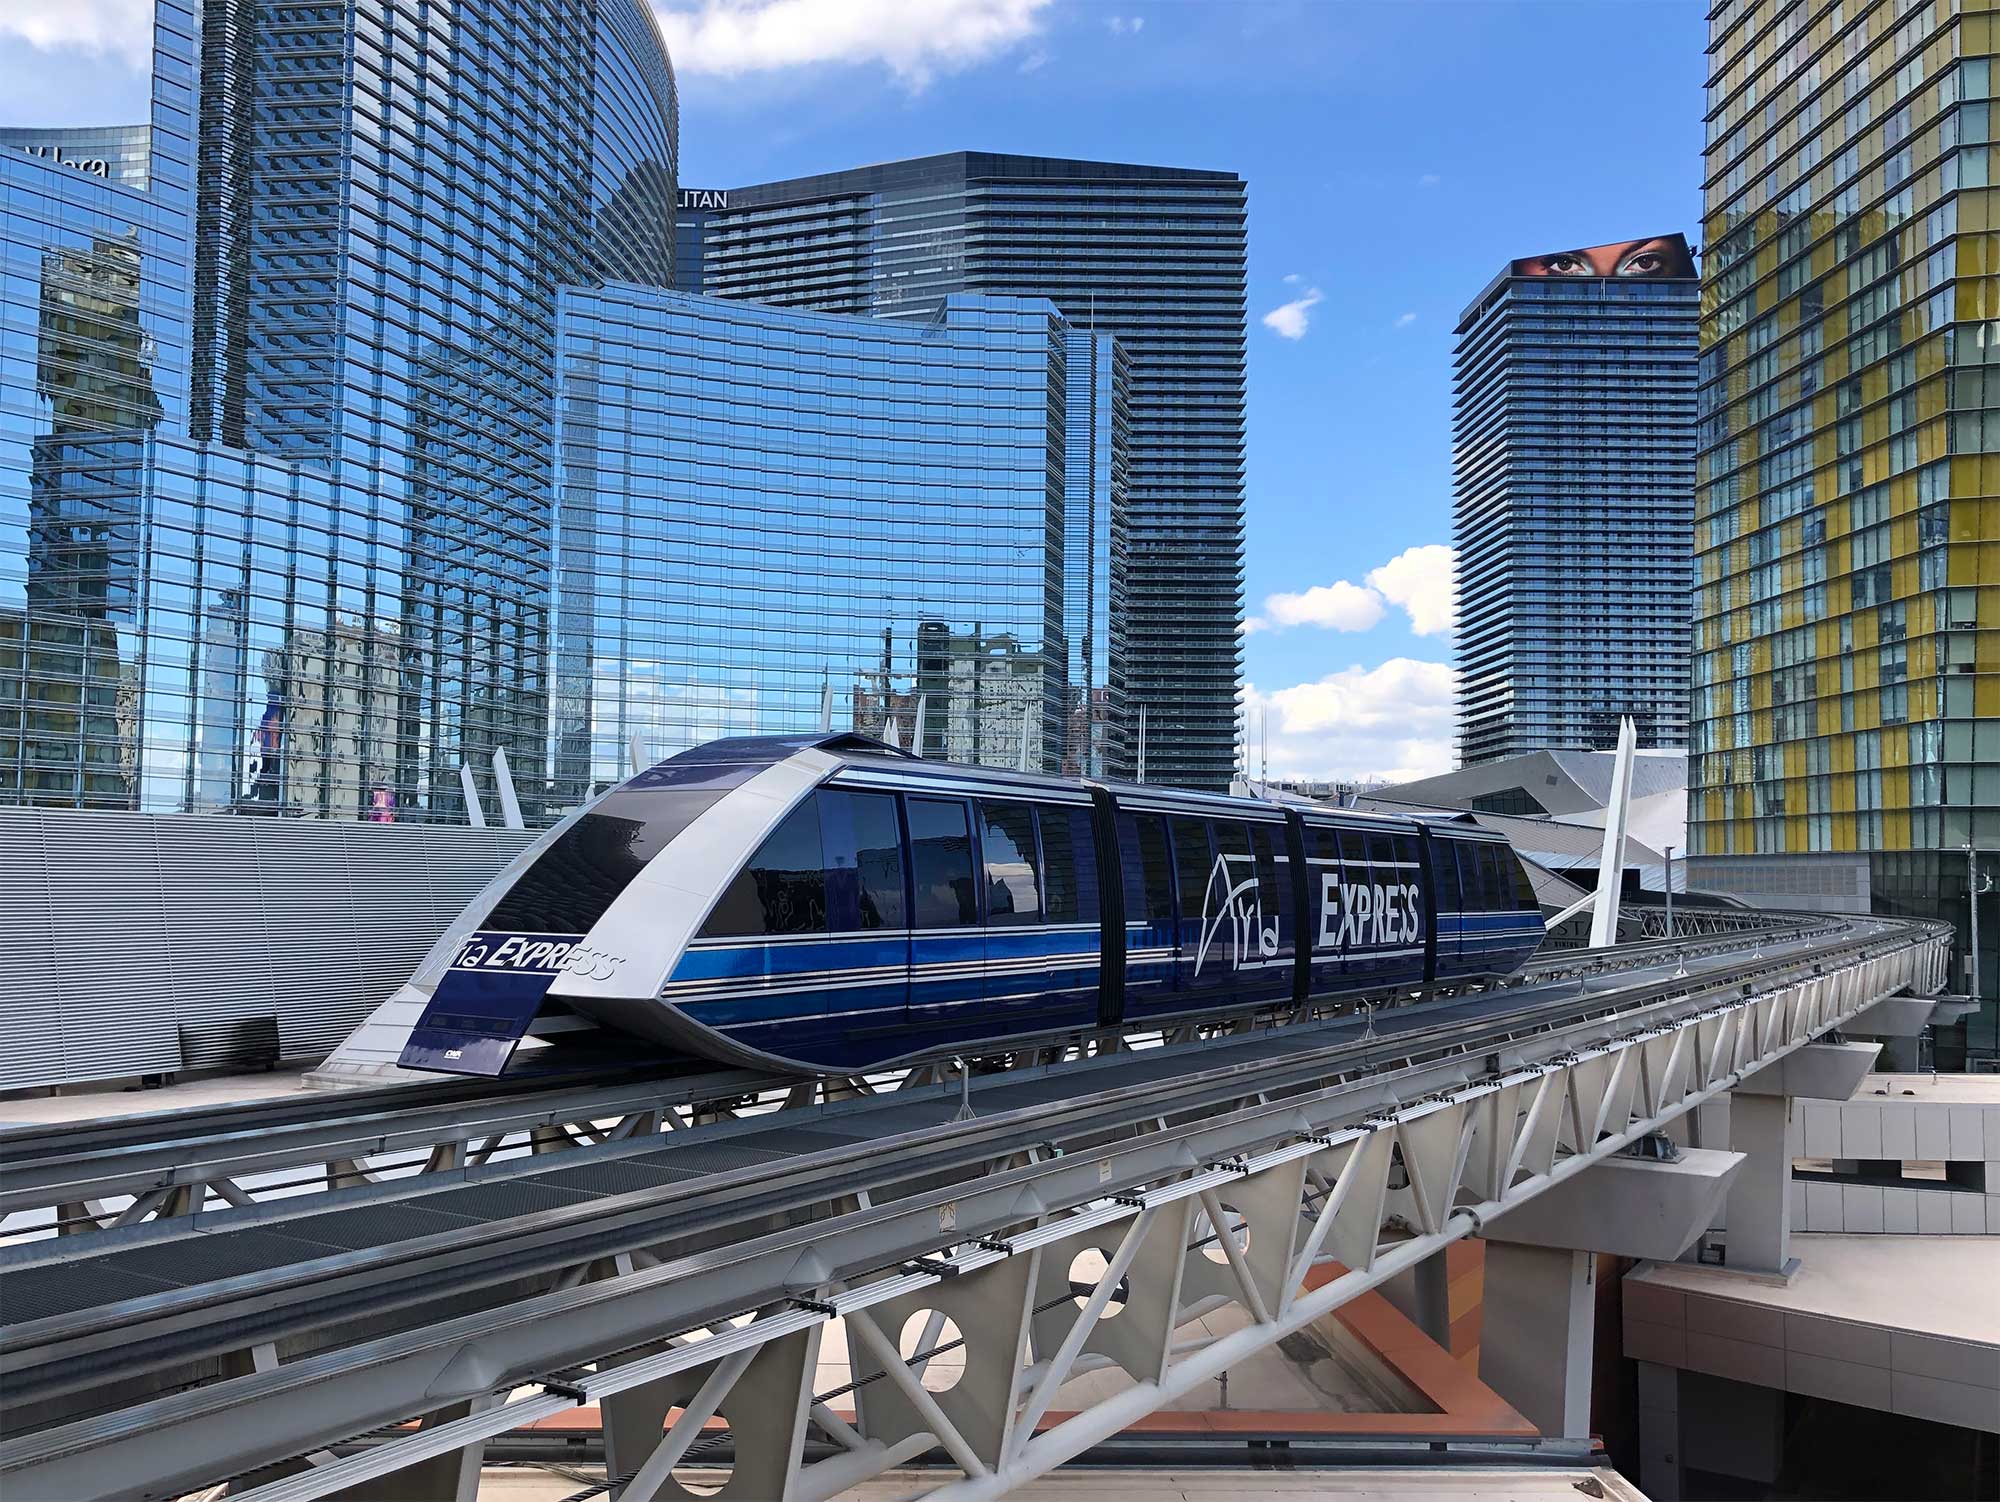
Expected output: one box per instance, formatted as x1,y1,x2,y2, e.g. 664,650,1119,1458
1242,660,1457,785
1106,14,1145,33
1365,543,1457,636
1245,545,1456,639
1255,580,1384,634
1418,172,1442,188
0,0,154,67
1394,311,1417,328
1282,272,1301,285
1261,285,1324,340
652,0,1050,85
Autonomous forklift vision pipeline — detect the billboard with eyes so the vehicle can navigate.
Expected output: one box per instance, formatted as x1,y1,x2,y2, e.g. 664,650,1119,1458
1512,233,1695,279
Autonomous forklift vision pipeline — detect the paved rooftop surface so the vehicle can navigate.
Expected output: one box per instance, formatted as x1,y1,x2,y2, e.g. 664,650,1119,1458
1854,1072,2000,1105
1628,1234,2000,1345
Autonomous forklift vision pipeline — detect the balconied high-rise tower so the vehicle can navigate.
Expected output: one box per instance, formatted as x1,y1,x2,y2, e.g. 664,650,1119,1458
1453,235,1700,765
677,153,1247,791
1694,0,1997,1065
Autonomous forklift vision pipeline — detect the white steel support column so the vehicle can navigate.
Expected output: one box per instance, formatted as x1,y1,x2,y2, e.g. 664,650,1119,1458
1724,1090,1794,1276
1589,715,1637,948
1479,1242,1595,1440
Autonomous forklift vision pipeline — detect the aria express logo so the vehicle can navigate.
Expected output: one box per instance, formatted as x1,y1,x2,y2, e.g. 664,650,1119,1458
451,932,623,981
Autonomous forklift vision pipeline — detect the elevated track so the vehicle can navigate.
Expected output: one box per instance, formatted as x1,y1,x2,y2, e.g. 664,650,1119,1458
0,910,1955,1502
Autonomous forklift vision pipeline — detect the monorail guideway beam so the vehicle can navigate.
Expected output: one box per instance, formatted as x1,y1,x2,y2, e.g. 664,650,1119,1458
0,912,1846,1242
0,915,1950,1501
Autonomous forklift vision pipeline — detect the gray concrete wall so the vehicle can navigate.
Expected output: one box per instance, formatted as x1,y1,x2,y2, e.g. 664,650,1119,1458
0,808,532,1089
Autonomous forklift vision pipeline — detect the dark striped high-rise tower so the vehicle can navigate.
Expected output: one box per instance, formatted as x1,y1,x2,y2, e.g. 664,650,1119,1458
676,152,1248,791
1453,236,1700,766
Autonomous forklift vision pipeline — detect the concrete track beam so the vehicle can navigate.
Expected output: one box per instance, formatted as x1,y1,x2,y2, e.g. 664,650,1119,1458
1481,1148,1743,1263
1732,1040,1880,1101
1843,994,1950,1037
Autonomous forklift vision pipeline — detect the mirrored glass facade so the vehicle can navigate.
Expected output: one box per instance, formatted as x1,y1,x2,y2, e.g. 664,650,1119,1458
1454,255,1699,764
1694,0,2000,1064
5,0,679,822
551,287,1128,805
678,153,1247,790
3,2,195,809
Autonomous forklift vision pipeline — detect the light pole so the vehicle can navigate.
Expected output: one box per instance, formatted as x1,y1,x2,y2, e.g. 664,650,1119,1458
1966,844,1989,1002
1664,843,1675,940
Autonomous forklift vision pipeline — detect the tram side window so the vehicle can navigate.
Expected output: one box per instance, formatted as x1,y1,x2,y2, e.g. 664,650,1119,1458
851,792,906,930
1435,840,1468,911
1122,812,1175,926
700,797,828,937
1038,806,1099,923
1475,845,1504,911
1214,820,1252,883
981,801,1041,925
1170,817,1215,927
909,798,978,928
1507,851,1539,912
1250,823,1285,928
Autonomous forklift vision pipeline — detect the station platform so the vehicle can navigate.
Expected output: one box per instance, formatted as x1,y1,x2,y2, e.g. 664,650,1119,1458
0,1064,319,1126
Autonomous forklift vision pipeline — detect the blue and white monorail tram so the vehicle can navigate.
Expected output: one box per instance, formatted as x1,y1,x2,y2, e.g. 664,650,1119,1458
398,734,1546,1077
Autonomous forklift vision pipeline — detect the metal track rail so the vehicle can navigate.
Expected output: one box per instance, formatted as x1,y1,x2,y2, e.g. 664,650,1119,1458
0,913,1838,1238
0,912,1950,1501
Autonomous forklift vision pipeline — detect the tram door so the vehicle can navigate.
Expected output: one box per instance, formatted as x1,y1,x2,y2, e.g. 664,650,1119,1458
1117,811,1178,1019
1169,816,1232,1005
976,800,1061,1028
905,796,984,1033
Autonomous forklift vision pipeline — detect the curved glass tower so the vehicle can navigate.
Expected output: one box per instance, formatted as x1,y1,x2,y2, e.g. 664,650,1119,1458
5,0,678,821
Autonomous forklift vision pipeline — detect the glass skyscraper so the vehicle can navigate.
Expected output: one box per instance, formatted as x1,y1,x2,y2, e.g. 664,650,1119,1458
1453,236,1700,764
1695,0,1997,1064
6,5,1128,827
5,0,679,822
552,288,1126,801
676,152,1246,791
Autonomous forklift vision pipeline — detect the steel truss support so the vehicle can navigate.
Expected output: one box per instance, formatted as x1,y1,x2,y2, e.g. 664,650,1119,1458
1,923,1952,1502
4,920,1851,1244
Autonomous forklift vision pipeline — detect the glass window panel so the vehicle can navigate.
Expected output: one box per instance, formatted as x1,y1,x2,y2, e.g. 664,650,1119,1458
851,791,905,931
981,800,1040,925
494,788,729,934
1170,816,1214,927
701,798,827,937
1039,806,1083,923
1126,812,1174,925
909,797,977,929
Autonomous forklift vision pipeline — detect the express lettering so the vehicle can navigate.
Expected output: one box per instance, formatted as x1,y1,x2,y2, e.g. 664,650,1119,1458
452,934,575,972
1316,875,1422,951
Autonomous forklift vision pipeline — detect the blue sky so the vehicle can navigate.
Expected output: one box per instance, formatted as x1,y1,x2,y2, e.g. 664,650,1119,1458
2,0,1709,781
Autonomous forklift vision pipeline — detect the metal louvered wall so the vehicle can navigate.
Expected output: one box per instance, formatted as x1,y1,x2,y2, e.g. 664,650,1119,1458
0,810,534,1090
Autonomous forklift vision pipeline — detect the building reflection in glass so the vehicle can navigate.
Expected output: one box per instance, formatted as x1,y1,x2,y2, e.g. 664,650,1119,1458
551,289,1129,808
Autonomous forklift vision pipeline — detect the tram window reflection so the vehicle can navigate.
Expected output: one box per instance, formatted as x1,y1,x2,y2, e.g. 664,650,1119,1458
981,801,1041,925
851,791,906,930
1125,813,1175,926
702,798,827,937
909,797,978,928
1170,817,1214,928
1038,807,1082,922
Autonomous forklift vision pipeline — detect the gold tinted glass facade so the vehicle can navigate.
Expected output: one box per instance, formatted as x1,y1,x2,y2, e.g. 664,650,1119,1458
1695,0,2000,864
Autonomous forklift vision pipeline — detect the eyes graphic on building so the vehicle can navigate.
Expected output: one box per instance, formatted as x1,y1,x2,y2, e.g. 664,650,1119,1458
1512,234,1695,280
